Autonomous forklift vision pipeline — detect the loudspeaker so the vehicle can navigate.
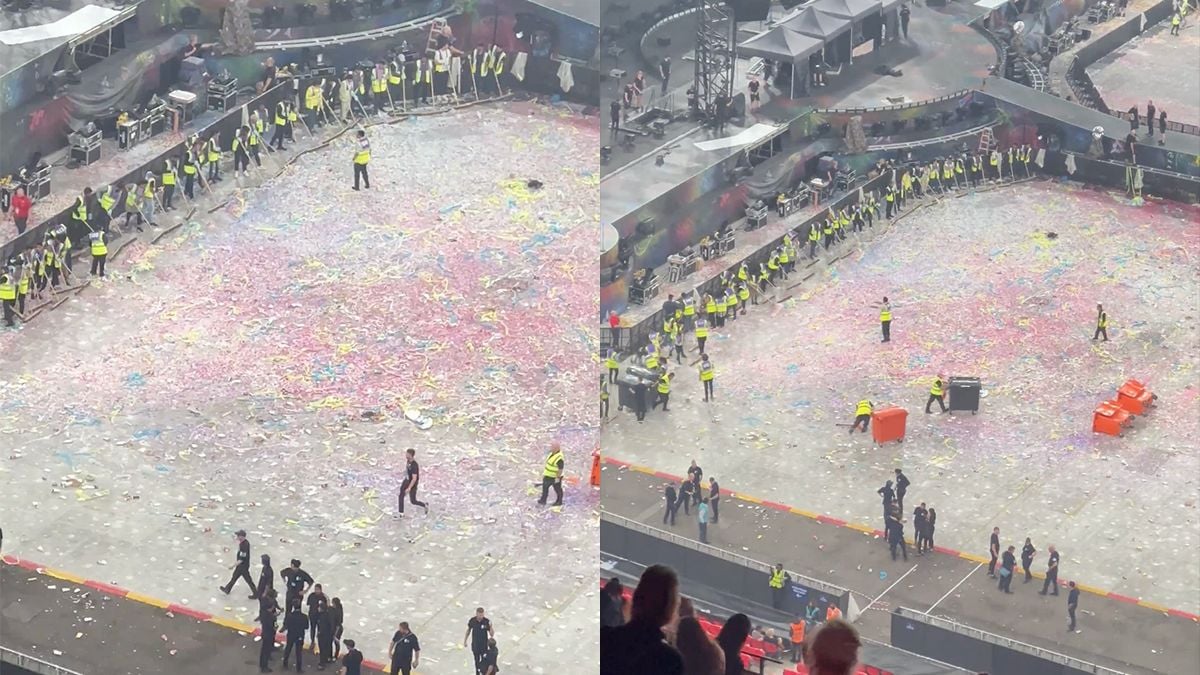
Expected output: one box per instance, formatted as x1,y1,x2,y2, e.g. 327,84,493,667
729,92,746,119
729,0,770,22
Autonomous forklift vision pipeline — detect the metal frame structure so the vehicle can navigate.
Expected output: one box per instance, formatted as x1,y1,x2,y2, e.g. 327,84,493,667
693,0,736,122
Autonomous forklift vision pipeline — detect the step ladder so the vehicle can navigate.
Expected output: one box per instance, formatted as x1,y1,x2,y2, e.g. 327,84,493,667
425,17,447,56
978,128,996,154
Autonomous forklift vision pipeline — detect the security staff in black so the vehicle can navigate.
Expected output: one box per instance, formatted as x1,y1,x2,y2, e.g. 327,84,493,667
464,607,494,675
280,558,313,609
220,529,258,598
398,448,429,516
281,604,308,671
255,553,274,600
257,588,281,673
389,622,420,675
537,444,565,506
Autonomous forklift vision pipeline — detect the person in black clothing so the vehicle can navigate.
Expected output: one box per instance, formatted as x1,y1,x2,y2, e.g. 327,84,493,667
893,469,910,514
900,4,911,38
609,100,620,131
676,479,693,516
464,607,495,675
257,589,281,673
877,480,894,508
886,514,907,561
599,564,683,675
479,637,499,675
340,639,364,675
307,583,329,646
708,478,720,523
389,621,420,675
988,527,1001,577
659,56,671,94
912,503,928,554
398,448,429,516
1158,110,1167,145
716,613,751,675
925,507,936,550
281,558,314,609
254,554,274,600
281,604,308,672
633,380,648,421
1146,100,1156,139
317,599,335,666
1128,105,1139,133
600,577,625,627
1067,581,1080,631
1021,538,1037,583
1040,545,1060,595
221,530,258,598
663,483,679,525
687,461,703,506
998,545,1016,593
330,597,345,660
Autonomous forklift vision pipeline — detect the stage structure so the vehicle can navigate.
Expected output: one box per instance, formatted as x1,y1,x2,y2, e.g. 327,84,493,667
694,0,735,121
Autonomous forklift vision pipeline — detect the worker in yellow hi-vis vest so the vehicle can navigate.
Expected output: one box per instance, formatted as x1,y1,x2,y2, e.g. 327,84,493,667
537,443,565,506
352,130,370,191
875,296,893,342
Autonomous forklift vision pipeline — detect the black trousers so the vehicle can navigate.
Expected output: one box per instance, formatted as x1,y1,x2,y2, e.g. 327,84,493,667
1068,605,1077,630
184,173,195,198
163,184,174,209
207,159,220,181
251,145,262,166
896,490,906,514
702,379,714,401
635,396,646,421
697,336,706,353
1042,571,1059,594
611,326,620,346
398,479,427,513
224,564,257,595
890,538,908,560
473,648,487,675
539,477,563,505
850,413,870,433
282,636,304,669
710,497,719,522
91,254,106,277
926,393,946,413
663,499,678,525
354,163,370,189
988,553,998,576
273,126,287,149
1022,560,1033,582
601,398,609,418
653,391,669,411
676,494,690,516
235,152,249,172
259,624,276,671
390,662,412,675
18,293,26,315
608,366,618,383
2,299,14,327
1093,326,1108,341
881,320,891,342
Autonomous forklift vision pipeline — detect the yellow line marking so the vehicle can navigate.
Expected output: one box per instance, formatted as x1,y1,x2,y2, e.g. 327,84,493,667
209,617,255,632
739,495,763,504
790,508,820,519
1138,600,1170,612
44,569,86,585
125,592,171,608
845,523,874,533
1075,583,1105,595
630,465,656,475
959,553,989,564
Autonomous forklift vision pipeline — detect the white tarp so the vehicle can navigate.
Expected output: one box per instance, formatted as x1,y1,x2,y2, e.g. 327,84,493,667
694,123,782,152
0,5,121,45
974,0,1011,10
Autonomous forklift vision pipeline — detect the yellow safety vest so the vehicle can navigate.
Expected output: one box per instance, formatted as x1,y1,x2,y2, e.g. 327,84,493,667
715,297,727,314
769,569,785,589
91,235,107,257
1098,313,1108,328
699,361,714,381
99,192,116,213
930,380,943,397
543,451,564,478
855,400,872,416
645,353,659,370
0,280,14,301
605,355,618,370
695,324,709,339
183,152,198,174
389,63,402,85
683,303,695,316
601,381,609,401
880,305,892,321
275,103,287,126
162,168,176,186
144,179,156,198
207,139,220,162
705,299,717,313
493,51,506,75
17,273,29,294
306,86,321,109
738,287,749,301
657,375,670,395
354,143,371,165
73,201,87,222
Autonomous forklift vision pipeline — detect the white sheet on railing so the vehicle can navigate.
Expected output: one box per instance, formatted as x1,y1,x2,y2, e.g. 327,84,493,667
0,5,121,45
694,123,781,152
974,0,1011,10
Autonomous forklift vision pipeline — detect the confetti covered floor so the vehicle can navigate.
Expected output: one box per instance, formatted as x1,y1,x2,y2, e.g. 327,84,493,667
602,181,1200,613
0,101,600,673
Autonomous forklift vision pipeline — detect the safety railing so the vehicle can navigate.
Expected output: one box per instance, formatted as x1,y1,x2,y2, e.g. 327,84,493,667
815,88,972,116
0,646,86,675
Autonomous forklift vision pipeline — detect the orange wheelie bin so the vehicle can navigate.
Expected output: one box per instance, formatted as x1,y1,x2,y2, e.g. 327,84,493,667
872,406,908,445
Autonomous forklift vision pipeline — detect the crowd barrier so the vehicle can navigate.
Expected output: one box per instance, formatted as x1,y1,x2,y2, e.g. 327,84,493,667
609,172,890,356
600,511,853,620
0,646,85,675
891,608,1126,675
0,82,295,265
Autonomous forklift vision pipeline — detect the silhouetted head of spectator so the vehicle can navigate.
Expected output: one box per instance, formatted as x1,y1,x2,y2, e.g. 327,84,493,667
676,617,724,675
603,577,622,599
805,619,861,675
716,613,751,654
630,564,678,628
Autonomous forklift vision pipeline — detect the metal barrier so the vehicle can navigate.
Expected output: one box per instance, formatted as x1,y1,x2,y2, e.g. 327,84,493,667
815,88,972,116
0,646,85,675
1109,109,1200,136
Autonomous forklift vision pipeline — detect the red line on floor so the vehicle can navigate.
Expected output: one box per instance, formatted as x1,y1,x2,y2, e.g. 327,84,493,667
167,604,213,621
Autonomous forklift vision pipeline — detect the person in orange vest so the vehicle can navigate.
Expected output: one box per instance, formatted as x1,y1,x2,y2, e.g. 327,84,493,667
825,603,842,622
788,616,806,663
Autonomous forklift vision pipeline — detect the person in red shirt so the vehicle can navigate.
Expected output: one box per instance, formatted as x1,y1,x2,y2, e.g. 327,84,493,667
608,310,620,347
10,186,31,235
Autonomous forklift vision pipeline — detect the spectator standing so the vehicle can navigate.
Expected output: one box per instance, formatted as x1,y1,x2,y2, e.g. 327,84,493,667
697,497,710,544
901,4,911,38
1146,100,1157,139
1158,110,1167,144
1040,545,1061,595
716,613,751,675
676,617,724,675
659,57,672,94
998,545,1016,593
987,527,1001,577
601,577,626,628
1067,581,1081,632
1021,538,1037,583
330,597,345,660
805,619,862,675
608,310,621,346
10,186,30,235
600,564,684,675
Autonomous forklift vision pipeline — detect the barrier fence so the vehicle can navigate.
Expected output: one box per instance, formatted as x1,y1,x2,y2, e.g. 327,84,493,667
0,646,85,675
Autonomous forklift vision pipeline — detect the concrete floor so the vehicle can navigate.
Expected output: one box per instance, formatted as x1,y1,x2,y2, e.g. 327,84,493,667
0,101,599,674
1089,18,1200,128
601,467,1200,675
602,179,1200,615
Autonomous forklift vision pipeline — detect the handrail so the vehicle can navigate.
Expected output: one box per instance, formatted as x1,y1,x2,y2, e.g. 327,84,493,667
0,645,86,675
253,6,455,50
815,88,971,115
